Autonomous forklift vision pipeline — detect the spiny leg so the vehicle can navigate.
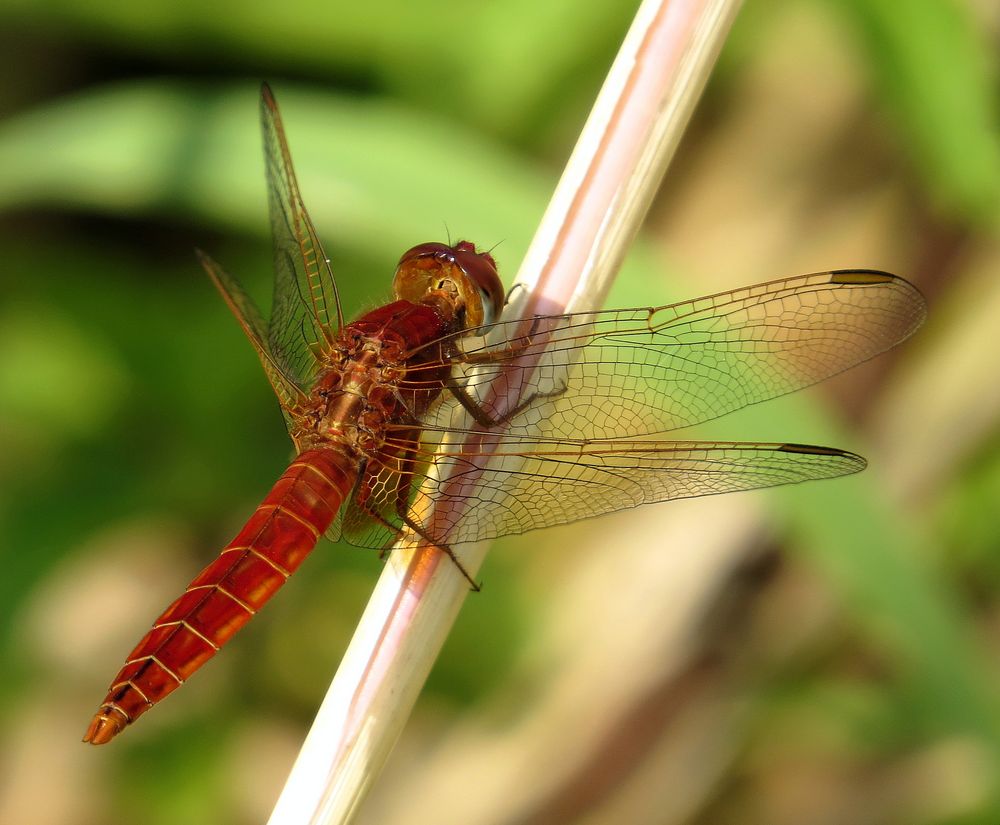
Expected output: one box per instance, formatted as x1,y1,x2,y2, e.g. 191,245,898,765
449,313,552,366
391,435,481,590
439,314,571,427
445,378,567,428
353,454,480,591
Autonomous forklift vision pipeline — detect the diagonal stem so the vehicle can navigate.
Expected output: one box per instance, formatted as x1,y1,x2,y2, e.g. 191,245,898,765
266,1,743,823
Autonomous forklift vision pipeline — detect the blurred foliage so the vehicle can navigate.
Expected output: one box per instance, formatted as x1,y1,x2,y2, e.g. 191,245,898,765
939,434,1000,592
1,0,999,824
834,0,1000,220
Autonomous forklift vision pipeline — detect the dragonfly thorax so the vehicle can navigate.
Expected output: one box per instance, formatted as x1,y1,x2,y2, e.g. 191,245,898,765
294,330,419,459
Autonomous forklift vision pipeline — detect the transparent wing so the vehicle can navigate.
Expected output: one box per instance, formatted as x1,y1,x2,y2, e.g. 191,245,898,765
410,270,925,441
197,249,306,414
260,83,343,387
340,436,865,550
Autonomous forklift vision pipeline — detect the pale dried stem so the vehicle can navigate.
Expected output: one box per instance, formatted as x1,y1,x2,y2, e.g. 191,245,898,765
266,1,743,823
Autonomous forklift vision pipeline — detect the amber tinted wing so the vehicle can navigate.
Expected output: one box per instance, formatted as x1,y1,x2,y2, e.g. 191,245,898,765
340,437,865,549
260,83,343,387
411,270,925,441
335,270,921,548
340,426,437,548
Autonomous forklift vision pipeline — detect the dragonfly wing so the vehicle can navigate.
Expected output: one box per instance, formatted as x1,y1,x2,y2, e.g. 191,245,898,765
198,250,306,413
415,270,925,440
260,83,343,387
340,463,407,551
340,429,440,551
339,436,865,549
323,507,345,544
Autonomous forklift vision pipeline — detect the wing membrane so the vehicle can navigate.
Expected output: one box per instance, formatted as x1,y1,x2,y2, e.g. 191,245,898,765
412,270,925,440
341,437,865,550
260,83,343,386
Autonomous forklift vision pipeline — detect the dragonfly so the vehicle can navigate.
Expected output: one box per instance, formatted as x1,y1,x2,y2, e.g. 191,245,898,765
83,83,925,745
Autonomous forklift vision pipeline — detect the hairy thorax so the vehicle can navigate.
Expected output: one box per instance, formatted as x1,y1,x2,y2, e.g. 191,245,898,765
289,330,404,457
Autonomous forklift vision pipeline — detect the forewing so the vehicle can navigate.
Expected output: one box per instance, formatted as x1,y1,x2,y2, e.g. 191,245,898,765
340,437,865,549
414,270,925,440
260,83,343,387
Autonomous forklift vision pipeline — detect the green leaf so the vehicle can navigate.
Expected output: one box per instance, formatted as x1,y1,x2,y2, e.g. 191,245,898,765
0,80,550,272
833,0,1000,220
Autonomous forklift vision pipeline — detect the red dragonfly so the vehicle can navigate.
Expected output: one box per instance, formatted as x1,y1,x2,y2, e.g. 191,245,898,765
83,84,925,745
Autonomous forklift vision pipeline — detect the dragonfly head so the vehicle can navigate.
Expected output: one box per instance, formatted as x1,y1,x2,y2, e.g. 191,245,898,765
394,241,503,328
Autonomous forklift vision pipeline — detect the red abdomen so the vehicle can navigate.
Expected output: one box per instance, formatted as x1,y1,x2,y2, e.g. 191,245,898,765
83,448,355,745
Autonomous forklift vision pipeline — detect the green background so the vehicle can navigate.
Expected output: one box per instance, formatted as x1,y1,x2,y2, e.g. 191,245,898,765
1,1,999,823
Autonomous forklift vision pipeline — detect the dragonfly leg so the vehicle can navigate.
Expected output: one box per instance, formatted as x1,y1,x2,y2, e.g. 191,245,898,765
394,447,482,590
445,378,568,428
387,436,481,589
397,510,481,592
348,465,400,563
503,282,526,304
451,313,553,366
352,456,481,590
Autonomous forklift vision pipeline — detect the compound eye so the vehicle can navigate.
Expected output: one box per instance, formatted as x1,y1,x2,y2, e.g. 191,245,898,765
397,242,450,267
453,246,503,326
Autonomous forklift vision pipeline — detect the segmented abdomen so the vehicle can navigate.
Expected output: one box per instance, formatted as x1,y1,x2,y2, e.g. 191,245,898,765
83,448,354,745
